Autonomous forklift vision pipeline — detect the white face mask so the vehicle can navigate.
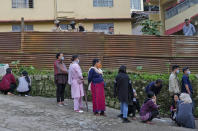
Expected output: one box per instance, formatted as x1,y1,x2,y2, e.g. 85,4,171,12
176,70,180,74
187,71,191,75
61,56,64,61
77,59,80,63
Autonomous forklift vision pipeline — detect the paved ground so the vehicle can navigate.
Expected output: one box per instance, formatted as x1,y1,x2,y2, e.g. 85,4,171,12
0,94,197,131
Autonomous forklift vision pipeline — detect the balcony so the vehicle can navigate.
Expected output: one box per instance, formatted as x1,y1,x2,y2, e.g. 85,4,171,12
165,0,198,19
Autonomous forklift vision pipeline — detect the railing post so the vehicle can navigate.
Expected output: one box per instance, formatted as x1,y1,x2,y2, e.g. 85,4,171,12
20,17,25,53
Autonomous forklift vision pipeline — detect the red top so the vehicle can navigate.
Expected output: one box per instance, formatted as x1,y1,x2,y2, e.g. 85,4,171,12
54,60,67,76
0,74,16,91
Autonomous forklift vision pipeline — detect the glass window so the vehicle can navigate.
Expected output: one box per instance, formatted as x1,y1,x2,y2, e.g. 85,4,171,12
93,0,113,7
12,25,34,32
12,0,33,8
93,23,114,34
131,0,142,11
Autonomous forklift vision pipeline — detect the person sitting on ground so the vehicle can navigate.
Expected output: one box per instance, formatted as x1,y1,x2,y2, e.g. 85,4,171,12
17,71,31,96
145,79,163,96
0,68,16,95
140,91,159,124
114,65,133,123
128,88,140,120
176,93,195,129
170,93,180,121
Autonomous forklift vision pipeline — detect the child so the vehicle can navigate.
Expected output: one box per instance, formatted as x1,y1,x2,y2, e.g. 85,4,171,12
114,65,133,123
170,93,179,121
128,88,140,120
17,71,31,96
0,68,16,95
140,91,159,124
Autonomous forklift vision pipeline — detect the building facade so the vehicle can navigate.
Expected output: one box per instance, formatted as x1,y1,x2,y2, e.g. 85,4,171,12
148,0,198,35
0,0,132,34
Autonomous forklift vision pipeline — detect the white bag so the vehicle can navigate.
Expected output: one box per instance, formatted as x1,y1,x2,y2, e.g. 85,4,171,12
0,64,9,77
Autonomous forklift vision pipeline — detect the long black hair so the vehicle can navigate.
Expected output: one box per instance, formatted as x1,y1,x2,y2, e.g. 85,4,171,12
71,55,78,61
22,71,30,84
6,68,12,74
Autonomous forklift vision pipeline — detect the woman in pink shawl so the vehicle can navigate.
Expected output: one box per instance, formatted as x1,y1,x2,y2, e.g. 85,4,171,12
68,55,84,113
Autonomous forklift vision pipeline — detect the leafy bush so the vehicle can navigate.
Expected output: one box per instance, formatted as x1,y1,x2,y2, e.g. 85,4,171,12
9,66,198,118
141,20,161,35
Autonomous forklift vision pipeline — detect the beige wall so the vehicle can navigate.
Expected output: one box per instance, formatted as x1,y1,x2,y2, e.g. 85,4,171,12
0,21,132,34
57,0,131,19
165,4,198,30
0,0,54,21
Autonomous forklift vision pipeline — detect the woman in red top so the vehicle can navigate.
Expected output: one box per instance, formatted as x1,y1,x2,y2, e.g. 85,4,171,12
0,68,16,95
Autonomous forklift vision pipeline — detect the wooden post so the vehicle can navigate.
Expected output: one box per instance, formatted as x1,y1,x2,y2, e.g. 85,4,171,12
20,17,25,53
21,17,25,32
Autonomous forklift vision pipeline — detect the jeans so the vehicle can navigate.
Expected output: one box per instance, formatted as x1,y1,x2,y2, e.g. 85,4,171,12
120,102,128,118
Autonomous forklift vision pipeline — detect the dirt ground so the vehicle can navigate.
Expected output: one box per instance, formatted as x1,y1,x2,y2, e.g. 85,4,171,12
0,94,197,131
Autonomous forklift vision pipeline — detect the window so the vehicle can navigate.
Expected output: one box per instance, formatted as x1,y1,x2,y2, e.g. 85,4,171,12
12,25,34,32
12,0,34,8
131,0,143,11
93,0,113,7
93,23,114,34
60,24,68,30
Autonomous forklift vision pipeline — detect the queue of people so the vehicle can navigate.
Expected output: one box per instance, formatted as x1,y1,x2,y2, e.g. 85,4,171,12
0,53,196,129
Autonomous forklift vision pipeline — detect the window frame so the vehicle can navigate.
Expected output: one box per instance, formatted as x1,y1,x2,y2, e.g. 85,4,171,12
93,0,114,7
12,0,34,8
12,24,34,32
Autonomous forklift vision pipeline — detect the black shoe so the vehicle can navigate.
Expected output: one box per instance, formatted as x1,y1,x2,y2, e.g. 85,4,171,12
122,118,131,123
117,114,123,118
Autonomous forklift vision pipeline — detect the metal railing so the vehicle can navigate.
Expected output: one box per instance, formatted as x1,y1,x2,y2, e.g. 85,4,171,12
165,0,198,19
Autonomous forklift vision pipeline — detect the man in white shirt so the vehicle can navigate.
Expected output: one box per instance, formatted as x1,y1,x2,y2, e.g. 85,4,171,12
169,65,180,95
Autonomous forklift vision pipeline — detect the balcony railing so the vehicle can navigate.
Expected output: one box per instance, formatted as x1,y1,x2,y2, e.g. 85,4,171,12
165,0,198,19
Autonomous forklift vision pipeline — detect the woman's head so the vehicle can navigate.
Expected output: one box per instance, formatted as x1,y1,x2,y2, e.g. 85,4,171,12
92,59,101,68
6,68,12,74
22,71,28,76
147,91,155,99
56,53,64,60
180,93,192,104
173,93,180,102
118,65,126,73
71,55,79,62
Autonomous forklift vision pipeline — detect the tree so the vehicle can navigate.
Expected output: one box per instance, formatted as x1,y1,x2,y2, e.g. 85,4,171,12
141,20,161,35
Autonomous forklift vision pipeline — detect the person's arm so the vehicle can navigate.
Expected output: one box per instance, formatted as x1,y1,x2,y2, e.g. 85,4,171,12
183,77,191,94
114,77,118,98
183,26,186,35
88,69,93,83
74,64,83,80
169,76,174,92
11,74,16,84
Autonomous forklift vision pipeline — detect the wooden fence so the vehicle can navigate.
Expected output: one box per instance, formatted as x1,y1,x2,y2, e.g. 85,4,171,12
0,32,198,73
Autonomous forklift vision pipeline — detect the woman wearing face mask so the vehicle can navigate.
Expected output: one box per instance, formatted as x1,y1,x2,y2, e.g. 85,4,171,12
68,55,84,113
54,53,68,107
88,59,106,116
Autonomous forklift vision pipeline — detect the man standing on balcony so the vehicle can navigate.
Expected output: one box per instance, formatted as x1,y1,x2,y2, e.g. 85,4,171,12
183,19,196,36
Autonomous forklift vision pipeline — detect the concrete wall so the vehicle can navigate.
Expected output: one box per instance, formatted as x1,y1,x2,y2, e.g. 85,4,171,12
0,0,55,21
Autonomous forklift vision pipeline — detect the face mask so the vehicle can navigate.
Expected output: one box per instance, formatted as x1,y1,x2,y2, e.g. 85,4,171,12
61,56,64,61
187,71,191,75
77,59,80,63
176,70,180,74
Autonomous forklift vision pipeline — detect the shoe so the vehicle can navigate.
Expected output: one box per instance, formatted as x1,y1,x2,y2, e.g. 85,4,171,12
25,95,29,97
57,103,63,107
122,118,131,123
75,110,84,113
100,112,106,117
117,114,123,118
